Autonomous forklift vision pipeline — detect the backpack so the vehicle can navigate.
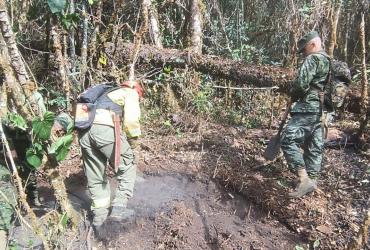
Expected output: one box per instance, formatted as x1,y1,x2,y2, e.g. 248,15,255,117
322,57,351,112
73,83,120,130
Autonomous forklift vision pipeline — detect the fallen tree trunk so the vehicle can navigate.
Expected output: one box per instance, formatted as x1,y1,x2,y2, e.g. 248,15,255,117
108,42,366,115
107,41,294,91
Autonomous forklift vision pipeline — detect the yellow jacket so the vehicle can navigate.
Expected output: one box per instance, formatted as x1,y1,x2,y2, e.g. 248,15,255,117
93,88,141,138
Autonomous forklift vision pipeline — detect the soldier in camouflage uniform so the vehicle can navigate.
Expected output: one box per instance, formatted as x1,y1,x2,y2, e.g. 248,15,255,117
281,31,330,198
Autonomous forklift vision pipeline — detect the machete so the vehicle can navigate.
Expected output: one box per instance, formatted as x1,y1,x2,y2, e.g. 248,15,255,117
264,100,292,161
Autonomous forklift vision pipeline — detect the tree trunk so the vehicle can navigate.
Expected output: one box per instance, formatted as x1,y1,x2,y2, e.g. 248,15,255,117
214,0,232,54
110,41,294,89
128,0,149,80
88,0,102,70
0,53,32,121
188,0,203,54
328,0,342,58
51,16,71,110
44,14,51,70
148,0,163,48
80,1,88,87
358,8,369,139
68,0,76,65
0,0,33,99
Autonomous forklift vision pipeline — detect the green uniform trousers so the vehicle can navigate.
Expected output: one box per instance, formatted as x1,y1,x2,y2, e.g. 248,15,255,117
79,124,136,211
0,165,16,231
281,113,324,178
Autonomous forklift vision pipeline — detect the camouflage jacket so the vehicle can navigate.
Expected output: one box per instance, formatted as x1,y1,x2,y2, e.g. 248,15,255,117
290,51,330,113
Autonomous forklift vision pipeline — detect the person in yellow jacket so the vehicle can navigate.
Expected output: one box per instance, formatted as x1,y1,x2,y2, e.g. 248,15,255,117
78,80,142,237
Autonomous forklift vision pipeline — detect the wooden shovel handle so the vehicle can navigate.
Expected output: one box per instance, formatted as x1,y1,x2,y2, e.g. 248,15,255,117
277,100,292,135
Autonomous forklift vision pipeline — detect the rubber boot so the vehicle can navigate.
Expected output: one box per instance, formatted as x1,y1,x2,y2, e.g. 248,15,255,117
289,168,317,198
0,230,8,250
110,206,135,222
92,207,109,240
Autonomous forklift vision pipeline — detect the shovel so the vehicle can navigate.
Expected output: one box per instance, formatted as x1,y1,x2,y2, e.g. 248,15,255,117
264,100,292,161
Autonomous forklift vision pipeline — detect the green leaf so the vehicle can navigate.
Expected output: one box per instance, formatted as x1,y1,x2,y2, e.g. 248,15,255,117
66,120,74,134
313,239,320,249
61,13,80,30
295,246,305,250
5,113,28,130
60,213,69,228
163,66,172,74
88,0,94,5
47,0,66,13
49,134,73,162
32,111,55,141
26,149,42,169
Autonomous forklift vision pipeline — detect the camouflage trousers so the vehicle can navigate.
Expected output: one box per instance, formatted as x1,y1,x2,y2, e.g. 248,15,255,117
0,165,16,231
281,113,324,178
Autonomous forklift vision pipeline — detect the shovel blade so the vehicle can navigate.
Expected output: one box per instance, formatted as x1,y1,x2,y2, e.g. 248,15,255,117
264,135,281,161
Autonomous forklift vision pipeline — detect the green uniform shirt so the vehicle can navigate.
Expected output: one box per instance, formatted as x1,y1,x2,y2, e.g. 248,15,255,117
290,51,330,113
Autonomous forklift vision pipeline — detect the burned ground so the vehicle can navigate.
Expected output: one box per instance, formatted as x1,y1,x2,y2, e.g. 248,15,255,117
8,116,370,250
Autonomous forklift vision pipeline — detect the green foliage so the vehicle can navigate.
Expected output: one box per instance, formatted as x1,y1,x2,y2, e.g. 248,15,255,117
60,213,69,229
4,113,28,131
32,111,55,141
26,143,43,169
8,240,20,250
295,245,305,250
192,84,214,114
49,134,73,162
47,0,66,14
163,120,172,129
313,239,320,249
298,3,313,18
24,111,74,169
60,13,80,30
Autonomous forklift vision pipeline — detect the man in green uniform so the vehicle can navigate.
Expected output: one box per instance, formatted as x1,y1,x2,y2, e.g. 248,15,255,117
78,81,142,237
281,31,330,198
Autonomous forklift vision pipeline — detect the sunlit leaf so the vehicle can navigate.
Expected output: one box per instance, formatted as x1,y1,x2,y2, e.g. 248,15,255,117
32,111,55,141
5,113,28,130
99,53,107,65
60,213,69,228
26,148,42,169
49,134,73,162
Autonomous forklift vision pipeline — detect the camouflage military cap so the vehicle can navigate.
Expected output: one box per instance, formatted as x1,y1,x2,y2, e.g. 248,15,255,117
55,113,73,131
298,31,320,53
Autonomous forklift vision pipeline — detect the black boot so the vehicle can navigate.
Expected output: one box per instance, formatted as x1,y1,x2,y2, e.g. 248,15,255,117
110,206,135,222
